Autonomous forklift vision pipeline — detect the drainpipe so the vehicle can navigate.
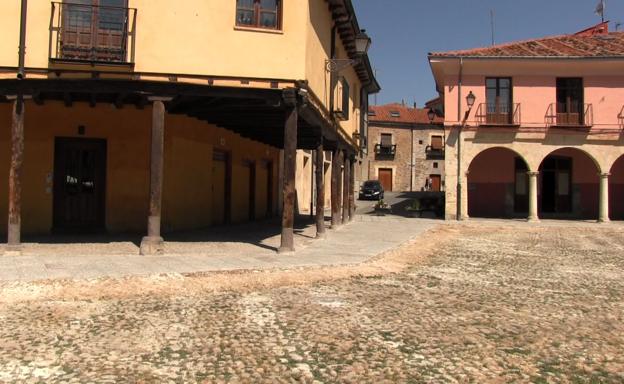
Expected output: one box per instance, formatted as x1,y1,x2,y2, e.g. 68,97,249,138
456,58,463,221
17,0,28,80
410,125,414,192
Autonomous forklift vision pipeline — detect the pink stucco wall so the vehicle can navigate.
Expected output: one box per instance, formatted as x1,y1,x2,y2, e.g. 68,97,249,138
441,63,624,129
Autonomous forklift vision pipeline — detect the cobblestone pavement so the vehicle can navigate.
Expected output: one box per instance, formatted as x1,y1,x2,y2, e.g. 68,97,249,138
0,223,623,383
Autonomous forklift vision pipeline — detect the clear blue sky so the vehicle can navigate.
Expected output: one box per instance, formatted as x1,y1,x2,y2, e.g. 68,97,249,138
352,0,624,107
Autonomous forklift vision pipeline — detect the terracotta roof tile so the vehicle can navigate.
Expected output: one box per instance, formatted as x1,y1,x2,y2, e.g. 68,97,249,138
430,31,624,58
369,103,443,124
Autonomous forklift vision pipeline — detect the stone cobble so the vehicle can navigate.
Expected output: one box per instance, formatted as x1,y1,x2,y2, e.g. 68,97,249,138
0,225,623,383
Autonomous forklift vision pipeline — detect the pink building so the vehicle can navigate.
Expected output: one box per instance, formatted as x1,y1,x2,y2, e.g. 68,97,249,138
429,23,624,221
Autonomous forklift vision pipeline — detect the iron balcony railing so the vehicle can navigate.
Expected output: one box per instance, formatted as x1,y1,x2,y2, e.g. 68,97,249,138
425,145,445,159
545,103,593,127
475,103,521,126
374,144,397,157
49,2,137,64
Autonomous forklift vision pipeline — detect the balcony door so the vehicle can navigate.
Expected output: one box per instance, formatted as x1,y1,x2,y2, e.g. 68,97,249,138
61,0,129,62
486,78,512,124
556,78,584,126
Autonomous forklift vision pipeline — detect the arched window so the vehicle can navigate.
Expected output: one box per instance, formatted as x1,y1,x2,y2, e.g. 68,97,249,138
236,0,282,30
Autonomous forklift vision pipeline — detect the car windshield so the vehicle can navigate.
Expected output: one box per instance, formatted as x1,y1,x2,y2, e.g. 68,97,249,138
363,181,380,188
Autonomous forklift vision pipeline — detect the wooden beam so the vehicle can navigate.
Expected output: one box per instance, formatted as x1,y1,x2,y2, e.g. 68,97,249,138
278,102,298,253
140,100,166,255
342,153,350,224
315,139,326,238
6,97,24,254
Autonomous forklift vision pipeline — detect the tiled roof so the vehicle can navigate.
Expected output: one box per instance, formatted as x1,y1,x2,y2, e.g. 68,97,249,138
429,31,624,58
369,103,443,124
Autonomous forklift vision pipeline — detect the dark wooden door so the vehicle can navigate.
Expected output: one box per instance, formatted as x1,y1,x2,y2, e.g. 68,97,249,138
430,175,441,192
61,0,128,62
378,168,393,192
212,150,231,225
53,138,107,232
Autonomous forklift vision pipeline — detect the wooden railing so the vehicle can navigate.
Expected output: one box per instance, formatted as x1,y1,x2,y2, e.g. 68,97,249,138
545,103,593,127
49,2,137,64
475,103,521,126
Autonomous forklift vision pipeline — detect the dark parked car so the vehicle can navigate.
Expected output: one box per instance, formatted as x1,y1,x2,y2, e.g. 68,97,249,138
359,180,384,200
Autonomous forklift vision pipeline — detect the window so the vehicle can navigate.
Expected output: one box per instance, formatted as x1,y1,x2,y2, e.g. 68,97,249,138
433,162,438,169
390,111,400,118
486,77,512,124
430,135,443,150
556,78,584,125
334,77,350,120
236,0,282,30
380,133,392,147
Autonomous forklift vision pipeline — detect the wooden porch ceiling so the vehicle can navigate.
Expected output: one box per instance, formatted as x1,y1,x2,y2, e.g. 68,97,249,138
0,79,345,150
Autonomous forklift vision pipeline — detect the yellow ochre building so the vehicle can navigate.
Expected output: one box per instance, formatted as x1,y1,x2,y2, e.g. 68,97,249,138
0,0,379,254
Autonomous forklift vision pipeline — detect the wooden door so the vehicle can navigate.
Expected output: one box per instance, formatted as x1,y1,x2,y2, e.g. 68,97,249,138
247,162,256,221
61,0,128,62
212,151,231,225
378,168,393,192
256,162,269,219
53,138,107,232
430,175,441,192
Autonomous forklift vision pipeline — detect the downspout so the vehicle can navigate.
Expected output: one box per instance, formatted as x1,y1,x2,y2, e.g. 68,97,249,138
17,0,28,80
410,125,414,192
456,58,464,220
329,24,337,114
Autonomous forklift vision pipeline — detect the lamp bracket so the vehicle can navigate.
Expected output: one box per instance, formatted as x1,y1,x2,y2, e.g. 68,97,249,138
325,58,360,73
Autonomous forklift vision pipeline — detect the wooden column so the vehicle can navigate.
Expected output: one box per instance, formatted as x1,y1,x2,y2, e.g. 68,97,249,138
279,103,298,253
6,98,25,254
140,100,166,255
315,140,326,238
342,153,350,224
349,157,356,221
331,149,343,228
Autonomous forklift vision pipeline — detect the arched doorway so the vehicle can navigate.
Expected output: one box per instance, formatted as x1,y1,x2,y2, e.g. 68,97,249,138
538,148,599,219
609,155,624,221
467,147,530,218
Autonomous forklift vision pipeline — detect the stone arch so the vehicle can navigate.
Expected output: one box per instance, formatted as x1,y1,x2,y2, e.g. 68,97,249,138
467,147,531,218
537,147,600,219
609,154,624,220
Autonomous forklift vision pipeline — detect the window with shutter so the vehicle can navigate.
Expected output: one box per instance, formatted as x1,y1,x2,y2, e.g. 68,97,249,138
431,136,443,150
380,134,392,146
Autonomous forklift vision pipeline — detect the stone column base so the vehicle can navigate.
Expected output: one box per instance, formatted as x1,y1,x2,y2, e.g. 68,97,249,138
4,245,22,256
140,236,164,256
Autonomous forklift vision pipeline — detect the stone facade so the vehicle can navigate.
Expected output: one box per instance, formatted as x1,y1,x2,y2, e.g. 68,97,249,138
366,104,445,192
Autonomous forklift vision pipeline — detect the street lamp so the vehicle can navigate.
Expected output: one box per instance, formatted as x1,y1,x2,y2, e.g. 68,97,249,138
326,30,371,73
427,108,436,123
457,91,476,221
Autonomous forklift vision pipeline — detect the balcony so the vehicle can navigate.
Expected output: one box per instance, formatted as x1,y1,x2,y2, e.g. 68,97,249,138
546,103,593,128
475,103,521,126
425,146,445,160
374,143,396,158
49,2,137,65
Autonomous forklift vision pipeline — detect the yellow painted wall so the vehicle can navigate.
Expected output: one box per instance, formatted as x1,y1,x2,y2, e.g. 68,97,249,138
0,101,279,236
0,0,364,144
